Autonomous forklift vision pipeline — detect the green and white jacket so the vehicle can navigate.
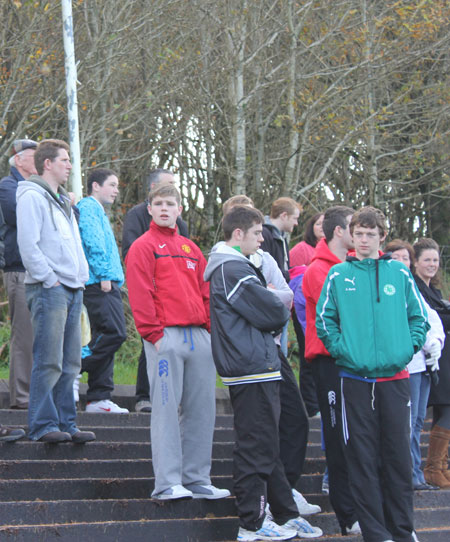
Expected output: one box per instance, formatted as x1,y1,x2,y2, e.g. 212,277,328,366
316,254,430,379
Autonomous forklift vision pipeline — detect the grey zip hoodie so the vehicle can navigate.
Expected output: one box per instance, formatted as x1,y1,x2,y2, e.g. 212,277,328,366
16,176,89,288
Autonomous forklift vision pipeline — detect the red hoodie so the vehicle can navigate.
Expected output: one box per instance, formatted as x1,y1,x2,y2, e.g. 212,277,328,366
125,221,210,343
302,238,342,361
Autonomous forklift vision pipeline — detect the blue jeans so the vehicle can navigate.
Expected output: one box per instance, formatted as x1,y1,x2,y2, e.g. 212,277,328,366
26,283,82,440
409,371,431,485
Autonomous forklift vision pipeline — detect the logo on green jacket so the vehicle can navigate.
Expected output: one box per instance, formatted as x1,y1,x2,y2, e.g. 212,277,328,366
383,284,396,296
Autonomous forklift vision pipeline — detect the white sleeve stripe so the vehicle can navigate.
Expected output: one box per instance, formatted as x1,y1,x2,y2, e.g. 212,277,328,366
227,275,258,301
318,271,340,335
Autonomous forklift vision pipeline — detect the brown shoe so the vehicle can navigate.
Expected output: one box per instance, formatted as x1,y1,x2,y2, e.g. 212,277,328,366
38,431,72,443
424,425,450,489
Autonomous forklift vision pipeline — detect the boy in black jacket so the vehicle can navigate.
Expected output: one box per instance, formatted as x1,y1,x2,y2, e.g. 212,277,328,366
205,205,321,541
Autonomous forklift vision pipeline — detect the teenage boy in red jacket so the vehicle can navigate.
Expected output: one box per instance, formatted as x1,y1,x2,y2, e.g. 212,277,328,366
302,205,359,536
126,182,229,501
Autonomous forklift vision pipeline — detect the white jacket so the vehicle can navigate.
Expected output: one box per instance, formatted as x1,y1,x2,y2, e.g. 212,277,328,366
408,296,445,374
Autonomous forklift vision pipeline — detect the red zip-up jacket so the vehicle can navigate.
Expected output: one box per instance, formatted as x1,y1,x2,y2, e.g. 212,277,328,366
302,238,341,361
125,221,210,344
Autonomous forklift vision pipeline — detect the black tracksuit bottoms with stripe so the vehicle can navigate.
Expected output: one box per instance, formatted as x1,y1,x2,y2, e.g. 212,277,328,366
311,355,358,532
342,376,415,542
229,380,298,531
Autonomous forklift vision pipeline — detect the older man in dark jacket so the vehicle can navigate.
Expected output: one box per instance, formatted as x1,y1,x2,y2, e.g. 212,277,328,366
0,139,37,410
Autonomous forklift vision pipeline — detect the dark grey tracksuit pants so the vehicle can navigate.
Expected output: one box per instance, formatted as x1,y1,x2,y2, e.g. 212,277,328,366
229,380,298,531
342,377,415,542
278,348,309,488
311,356,358,532
82,282,127,402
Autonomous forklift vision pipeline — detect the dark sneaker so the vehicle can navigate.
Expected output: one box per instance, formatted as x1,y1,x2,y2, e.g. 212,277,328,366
135,400,152,413
0,425,25,442
38,431,72,443
71,431,96,443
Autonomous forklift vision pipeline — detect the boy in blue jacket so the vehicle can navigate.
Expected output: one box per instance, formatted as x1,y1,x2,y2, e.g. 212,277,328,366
78,169,128,413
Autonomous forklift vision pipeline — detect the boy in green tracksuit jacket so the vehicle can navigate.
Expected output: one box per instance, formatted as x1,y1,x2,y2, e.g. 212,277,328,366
316,207,429,542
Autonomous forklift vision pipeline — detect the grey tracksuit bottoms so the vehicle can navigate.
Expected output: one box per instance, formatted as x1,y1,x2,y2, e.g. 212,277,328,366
144,326,216,496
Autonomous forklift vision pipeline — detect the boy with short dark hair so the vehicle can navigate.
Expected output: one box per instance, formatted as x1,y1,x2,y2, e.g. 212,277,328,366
302,205,359,535
126,182,229,501
316,206,429,542
205,205,321,541
77,168,128,413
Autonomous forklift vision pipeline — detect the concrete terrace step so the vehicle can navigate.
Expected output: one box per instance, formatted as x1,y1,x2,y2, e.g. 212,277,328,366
0,457,327,479
0,518,238,542
0,516,449,542
0,475,332,501
0,410,235,428
0,406,448,542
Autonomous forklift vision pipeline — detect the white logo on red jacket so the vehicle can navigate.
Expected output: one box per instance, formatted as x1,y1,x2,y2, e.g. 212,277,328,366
186,260,196,270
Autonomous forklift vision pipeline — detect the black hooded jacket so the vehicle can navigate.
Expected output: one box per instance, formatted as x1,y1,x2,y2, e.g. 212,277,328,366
204,244,289,385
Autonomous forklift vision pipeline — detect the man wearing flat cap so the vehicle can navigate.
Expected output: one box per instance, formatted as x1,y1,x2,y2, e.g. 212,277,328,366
0,139,38,411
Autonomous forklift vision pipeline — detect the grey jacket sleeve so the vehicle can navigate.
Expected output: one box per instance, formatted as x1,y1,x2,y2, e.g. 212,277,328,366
17,191,58,287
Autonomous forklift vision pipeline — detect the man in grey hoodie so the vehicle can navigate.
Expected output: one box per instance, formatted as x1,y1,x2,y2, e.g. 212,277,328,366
16,139,95,444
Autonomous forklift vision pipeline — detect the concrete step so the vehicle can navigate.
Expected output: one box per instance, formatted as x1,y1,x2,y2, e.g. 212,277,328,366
0,518,238,542
0,456,328,479
0,410,236,428
0,475,332,501
0,513,449,542
0,441,233,460
0,406,448,542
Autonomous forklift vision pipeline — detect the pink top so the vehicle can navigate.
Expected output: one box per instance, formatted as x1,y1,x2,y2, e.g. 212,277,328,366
290,241,315,267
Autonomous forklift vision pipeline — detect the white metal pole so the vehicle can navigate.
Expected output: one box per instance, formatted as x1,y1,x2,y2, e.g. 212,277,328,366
61,0,82,201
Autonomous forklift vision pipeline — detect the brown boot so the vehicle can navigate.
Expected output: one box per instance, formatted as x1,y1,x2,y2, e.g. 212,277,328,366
441,447,450,482
424,425,450,489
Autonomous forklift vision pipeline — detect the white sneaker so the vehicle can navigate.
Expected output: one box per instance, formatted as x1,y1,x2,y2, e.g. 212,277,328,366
344,521,361,534
282,516,323,538
85,399,129,413
184,483,231,499
152,484,193,500
292,488,321,515
237,517,297,541
73,375,82,403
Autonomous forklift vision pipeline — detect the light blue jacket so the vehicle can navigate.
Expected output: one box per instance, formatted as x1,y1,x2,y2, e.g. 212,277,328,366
77,196,124,286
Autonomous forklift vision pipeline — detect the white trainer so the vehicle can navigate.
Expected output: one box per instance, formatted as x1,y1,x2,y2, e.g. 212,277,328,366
344,521,361,534
152,484,193,500
292,488,321,515
237,517,297,541
85,399,129,413
184,483,231,499
282,516,323,538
